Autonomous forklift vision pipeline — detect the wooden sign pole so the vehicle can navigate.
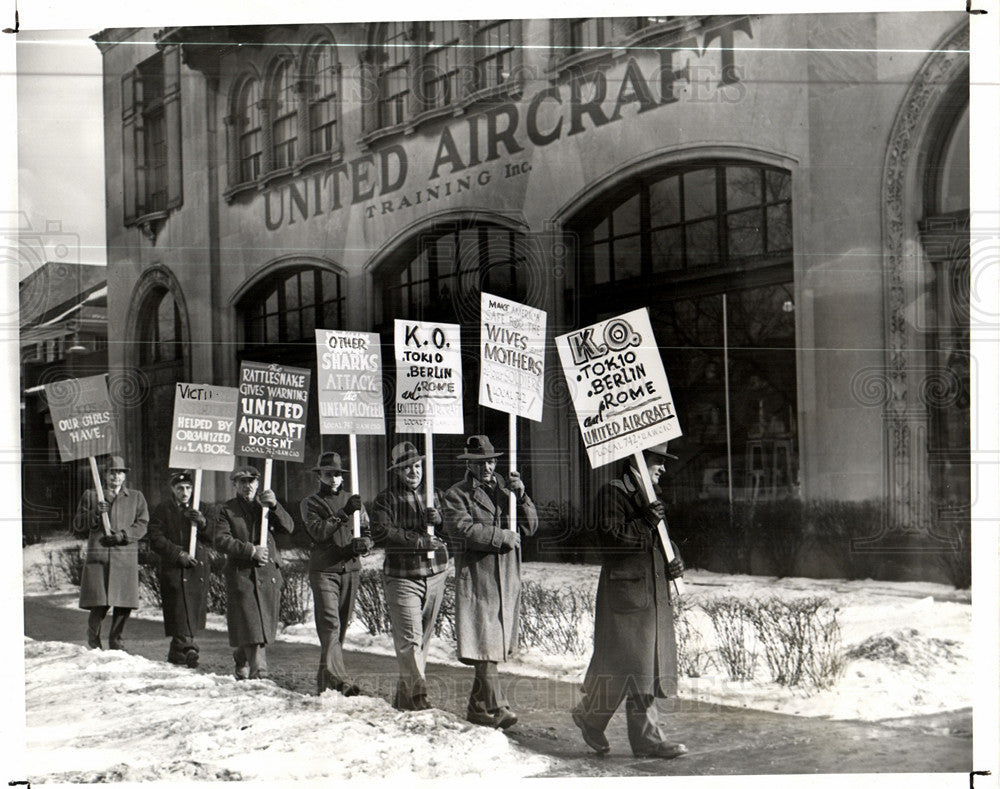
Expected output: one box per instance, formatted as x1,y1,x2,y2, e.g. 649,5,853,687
633,450,685,596
508,413,517,532
188,468,202,556
87,457,112,536
349,434,361,539
259,458,273,548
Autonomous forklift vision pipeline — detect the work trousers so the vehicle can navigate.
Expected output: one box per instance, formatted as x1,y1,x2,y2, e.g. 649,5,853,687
383,571,447,707
468,660,508,715
309,570,358,692
87,606,131,648
234,643,268,679
576,673,674,754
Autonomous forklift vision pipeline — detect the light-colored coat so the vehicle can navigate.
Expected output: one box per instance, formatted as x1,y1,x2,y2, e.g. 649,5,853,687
214,495,294,647
442,471,538,663
73,486,149,609
584,465,678,698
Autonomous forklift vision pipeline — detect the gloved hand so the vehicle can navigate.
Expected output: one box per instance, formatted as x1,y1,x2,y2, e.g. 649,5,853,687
185,509,207,527
99,533,117,547
178,551,199,568
507,470,525,498
415,533,447,552
344,495,363,517
259,489,278,508
499,529,520,553
424,507,442,527
251,545,269,566
667,556,685,580
115,530,129,545
350,536,373,556
95,500,111,514
642,500,666,526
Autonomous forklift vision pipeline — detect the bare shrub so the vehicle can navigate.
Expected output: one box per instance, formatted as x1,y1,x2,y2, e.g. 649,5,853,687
279,561,313,626
137,563,162,609
936,521,971,590
56,545,86,587
354,568,393,636
672,595,716,678
517,580,592,656
743,596,845,689
702,597,757,680
432,575,457,641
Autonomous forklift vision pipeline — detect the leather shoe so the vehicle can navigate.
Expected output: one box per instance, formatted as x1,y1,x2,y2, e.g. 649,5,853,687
466,709,499,727
494,708,518,729
633,741,688,759
340,683,362,697
572,709,610,754
167,653,187,665
108,640,125,651
88,635,103,650
411,695,432,711
233,649,249,681
250,669,269,680
184,650,199,669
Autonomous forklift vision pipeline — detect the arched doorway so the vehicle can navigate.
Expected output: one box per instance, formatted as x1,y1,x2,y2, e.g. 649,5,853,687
371,217,536,484
234,260,346,506
567,160,797,505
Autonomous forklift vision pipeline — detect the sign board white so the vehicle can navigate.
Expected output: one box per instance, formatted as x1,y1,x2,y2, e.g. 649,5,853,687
235,361,311,461
315,329,386,435
393,319,464,434
478,292,546,422
168,383,238,471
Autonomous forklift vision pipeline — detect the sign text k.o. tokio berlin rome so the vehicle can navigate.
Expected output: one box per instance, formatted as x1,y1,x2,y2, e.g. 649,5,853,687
262,17,752,231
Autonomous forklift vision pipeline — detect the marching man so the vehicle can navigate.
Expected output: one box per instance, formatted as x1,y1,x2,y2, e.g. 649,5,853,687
215,465,294,680
72,455,148,651
148,469,213,668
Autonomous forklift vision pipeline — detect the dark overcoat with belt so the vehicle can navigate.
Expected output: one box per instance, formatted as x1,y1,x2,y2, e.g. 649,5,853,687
584,464,679,699
214,495,294,647
148,499,215,637
72,486,149,610
442,471,538,664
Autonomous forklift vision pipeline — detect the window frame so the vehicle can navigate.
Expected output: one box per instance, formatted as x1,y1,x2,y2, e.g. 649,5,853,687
270,58,298,172
305,41,342,160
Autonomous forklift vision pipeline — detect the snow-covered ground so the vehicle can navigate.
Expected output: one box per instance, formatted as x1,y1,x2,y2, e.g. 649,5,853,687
24,538,973,724
24,638,555,782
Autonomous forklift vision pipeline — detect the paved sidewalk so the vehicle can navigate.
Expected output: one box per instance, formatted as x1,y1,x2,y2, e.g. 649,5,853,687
24,594,972,778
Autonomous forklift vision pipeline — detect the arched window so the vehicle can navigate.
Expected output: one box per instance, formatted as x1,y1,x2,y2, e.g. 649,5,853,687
238,265,345,353
472,21,516,91
570,162,797,504
422,20,461,110
271,60,298,170
138,287,182,366
378,22,411,128
307,42,340,156
237,78,262,182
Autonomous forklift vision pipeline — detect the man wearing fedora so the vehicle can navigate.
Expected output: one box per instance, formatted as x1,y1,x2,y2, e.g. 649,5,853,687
371,441,450,711
148,469,214,668
442,435,538,728
71,455,149,651
571,443,687,759
300,451,372,696
215,464,294,680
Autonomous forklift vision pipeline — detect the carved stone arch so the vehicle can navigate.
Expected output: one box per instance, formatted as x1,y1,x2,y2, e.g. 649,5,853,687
880,21,969,534
123,265,192,378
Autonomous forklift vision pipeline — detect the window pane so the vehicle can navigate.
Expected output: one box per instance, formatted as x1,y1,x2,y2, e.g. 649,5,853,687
726,167,762,211
285,274,301,313
651,227,683,273
613,235,642,280
266,313,280,343
612,194,641,237
592,217,609,242
323,300,341,327
728,209,764,258
591,243,610,285
686,219,719,267
767,204,793,252
649,175,681,227
765,170,791,203
684,168,716,220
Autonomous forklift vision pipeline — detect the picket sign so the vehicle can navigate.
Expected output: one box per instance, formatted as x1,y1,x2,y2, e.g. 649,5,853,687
259,458,273,549
633,451,685,597
508,413,517,532
349,434,361,539
185,469,203,556
87,457,113,536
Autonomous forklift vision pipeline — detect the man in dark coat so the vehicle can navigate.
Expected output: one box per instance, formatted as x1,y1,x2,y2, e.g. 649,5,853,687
215,465,294,680
299,451,372,696
370,441,449,711
148,469,213,668
442,435,538,729
72,455,149,651
571,443,687,759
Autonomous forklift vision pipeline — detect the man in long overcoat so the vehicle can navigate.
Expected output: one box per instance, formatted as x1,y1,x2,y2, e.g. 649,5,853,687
72,455,148,650
215,465,294,680
300,451,372,696
442,435,538,729
370,441,450,711
148,469,213,668
571,443,687,758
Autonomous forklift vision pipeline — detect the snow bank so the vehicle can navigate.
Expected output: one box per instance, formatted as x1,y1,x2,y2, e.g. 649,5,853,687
24,638,554,783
